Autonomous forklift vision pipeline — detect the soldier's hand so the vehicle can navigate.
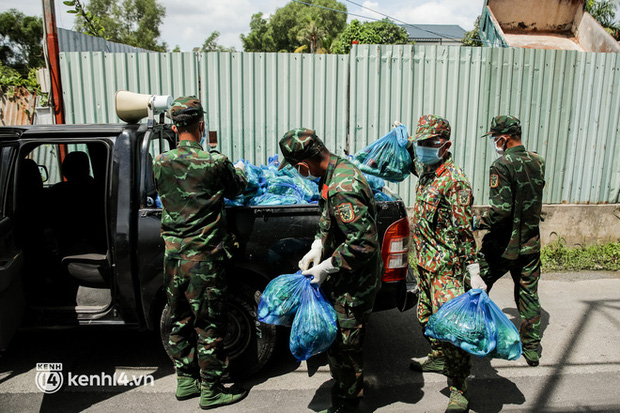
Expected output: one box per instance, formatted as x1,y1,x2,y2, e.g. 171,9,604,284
302,257,337,286
299,239,322,271
467,263,487,291
393,120,401,128
234,160,245,171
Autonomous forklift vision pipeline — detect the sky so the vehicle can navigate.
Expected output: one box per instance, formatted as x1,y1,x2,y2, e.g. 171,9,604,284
0,0,486,51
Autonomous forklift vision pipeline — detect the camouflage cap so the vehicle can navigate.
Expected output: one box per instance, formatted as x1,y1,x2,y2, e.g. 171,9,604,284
483,115,521,138
169,96,205,126
413,115,451,142
278,128,326,170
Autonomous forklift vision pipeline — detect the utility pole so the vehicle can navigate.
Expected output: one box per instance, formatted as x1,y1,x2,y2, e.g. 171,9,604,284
41,0,65,125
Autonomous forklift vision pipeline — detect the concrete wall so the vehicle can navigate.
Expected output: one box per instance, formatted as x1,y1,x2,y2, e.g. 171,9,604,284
407,204,620,249
487,0,582,32
575,13,620,53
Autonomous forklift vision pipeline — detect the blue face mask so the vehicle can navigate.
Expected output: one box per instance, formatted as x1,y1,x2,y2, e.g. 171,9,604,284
415,143,446,165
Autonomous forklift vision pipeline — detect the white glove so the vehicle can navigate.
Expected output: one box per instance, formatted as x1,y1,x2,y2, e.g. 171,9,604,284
302,257,338,286
393,120,401,128
234,160,245,171
299,239,322,271
467,263,487,291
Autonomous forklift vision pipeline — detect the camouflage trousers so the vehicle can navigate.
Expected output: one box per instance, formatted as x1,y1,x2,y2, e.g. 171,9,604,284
416,265,471,387
478,246,542,353
163,257,229,386
326,298,373,408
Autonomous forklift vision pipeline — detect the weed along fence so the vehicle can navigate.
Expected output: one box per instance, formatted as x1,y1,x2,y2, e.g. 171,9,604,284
59,44,620,206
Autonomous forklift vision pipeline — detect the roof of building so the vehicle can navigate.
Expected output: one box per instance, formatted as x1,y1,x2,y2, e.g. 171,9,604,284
399,24,467,41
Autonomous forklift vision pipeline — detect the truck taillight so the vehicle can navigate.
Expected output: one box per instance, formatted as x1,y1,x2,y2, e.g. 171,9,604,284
381,217,410,283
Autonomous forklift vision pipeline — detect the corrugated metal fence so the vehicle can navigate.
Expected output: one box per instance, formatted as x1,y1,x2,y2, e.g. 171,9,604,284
59,44,620,205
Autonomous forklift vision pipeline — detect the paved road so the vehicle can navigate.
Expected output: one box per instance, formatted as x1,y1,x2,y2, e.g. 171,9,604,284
1,272,620,412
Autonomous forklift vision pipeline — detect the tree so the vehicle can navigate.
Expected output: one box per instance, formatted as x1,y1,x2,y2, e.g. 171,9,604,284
461,16,482,47
71,0,167,52
201,31,236,52
241,0,347,53
0,9,44,76
332,19,410,55
297,18,326,53
585,0,620,40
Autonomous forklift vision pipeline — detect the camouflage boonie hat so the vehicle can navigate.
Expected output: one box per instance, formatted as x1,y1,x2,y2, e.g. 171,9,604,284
483,115,521,138
169,96,205,126
278,128,326,170
413,115,451,142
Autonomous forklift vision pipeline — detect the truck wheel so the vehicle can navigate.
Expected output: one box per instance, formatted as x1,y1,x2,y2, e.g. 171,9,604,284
159,285,277,380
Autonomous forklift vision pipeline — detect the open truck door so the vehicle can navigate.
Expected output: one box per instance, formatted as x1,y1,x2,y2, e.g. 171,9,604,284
0,133,25,350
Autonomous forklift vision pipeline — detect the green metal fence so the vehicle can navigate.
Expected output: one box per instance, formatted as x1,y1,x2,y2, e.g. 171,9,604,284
59,45,620,206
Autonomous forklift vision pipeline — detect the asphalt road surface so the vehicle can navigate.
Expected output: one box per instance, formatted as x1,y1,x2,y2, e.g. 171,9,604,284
1,271,620,412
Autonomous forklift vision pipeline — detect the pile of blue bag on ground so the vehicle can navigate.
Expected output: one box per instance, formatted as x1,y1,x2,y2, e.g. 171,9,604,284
257,271,338,361
425,289,522,360
225,154,396,206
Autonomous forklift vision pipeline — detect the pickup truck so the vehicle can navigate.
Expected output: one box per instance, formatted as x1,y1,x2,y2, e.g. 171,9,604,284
0,122,414,378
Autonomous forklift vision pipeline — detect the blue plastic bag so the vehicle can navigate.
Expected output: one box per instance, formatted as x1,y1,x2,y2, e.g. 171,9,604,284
487,298,523,360
425,289,522,359
257,272,307,327
289,281,338,361
351,125,413,183
426,289,497,357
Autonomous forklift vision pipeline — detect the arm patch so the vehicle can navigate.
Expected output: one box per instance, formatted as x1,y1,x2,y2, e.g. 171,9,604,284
337,203,355,223
490,174,499,188
458,189,471,206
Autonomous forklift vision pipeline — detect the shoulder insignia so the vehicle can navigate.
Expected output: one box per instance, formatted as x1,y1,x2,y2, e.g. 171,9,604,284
458,189,471,206
490,174,499,188
337,203,355,223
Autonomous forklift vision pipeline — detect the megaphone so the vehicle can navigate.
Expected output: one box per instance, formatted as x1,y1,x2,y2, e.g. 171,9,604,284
115,90,173,124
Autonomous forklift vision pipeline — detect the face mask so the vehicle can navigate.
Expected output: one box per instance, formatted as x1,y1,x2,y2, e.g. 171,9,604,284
415,142,446,165
199,122,208,149
296,163,320,180
494,137,506,155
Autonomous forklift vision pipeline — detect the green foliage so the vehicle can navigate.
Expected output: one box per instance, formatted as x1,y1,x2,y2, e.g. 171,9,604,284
71,0,167,52
541,236,620,272
0,9,44,76
63,0,106,38
0,62,46,106
585,0,620,40
201,31,236,53
462,16,482,47
241,0,347,53
332,19,410,55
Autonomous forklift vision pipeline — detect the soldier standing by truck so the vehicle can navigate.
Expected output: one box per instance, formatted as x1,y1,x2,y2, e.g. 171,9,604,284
475,115,546,367
153,96,249,409
407,115,486,413
278,128,382,413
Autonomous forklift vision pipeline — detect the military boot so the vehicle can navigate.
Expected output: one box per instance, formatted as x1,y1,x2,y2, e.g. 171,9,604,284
409,354,446,374
175,376,201,401
199,383,248,410
445,386,469,413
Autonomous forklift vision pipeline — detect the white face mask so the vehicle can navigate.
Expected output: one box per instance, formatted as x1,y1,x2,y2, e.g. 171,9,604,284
494,136,506,155
199,121,208,149
296,162,319,180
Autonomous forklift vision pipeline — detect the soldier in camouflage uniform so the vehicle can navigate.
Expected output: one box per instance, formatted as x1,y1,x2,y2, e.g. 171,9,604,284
279,128,382,413
152,96,249,409
407,115,487,413
475,115,546,367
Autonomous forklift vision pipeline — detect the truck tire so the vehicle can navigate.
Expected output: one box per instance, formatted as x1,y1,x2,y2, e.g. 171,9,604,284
159,284,277,380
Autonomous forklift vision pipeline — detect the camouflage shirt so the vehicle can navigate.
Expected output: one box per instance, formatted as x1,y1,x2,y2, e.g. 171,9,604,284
317,155,383,308
153,140,247,261
411,154,477,273
476,145,545,259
